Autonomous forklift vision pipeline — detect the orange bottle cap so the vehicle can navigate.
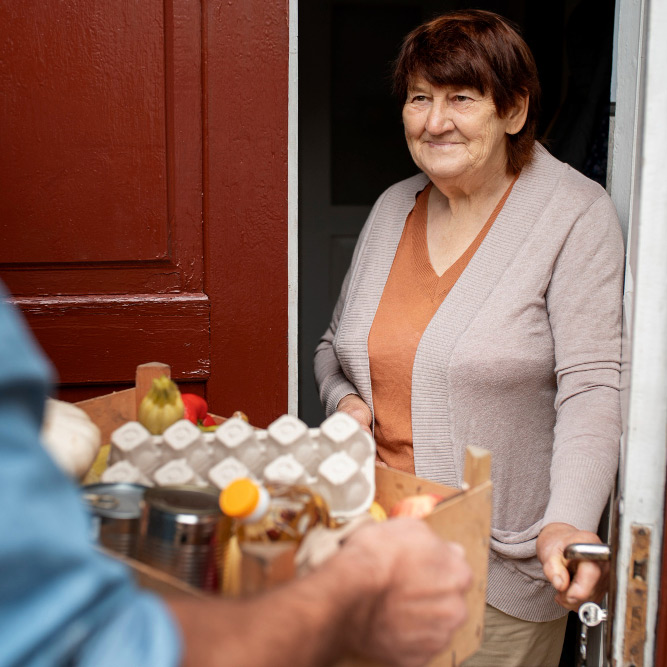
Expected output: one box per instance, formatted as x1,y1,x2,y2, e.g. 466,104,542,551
220,478,260,518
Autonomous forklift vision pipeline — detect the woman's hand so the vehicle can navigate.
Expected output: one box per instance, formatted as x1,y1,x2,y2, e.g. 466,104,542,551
336,394,372,435
537,522,609,611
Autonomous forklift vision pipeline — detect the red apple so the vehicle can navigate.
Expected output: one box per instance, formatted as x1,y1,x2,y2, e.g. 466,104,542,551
389,493,444,518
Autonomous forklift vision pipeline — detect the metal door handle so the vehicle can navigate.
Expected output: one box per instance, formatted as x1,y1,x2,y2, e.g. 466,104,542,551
564,543,612,563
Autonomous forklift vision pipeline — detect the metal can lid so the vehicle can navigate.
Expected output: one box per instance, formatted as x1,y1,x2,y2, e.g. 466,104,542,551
143,485,221,517
82,482,146,519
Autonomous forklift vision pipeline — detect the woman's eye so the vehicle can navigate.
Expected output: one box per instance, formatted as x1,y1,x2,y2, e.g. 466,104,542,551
411,95,427,103
454,95,470,103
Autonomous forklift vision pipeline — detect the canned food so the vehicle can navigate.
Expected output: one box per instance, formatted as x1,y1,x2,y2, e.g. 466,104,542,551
82,482,146,559
138,485,231,592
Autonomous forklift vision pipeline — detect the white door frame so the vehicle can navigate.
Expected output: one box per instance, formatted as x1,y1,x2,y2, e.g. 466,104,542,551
288,0,299,416
610,0,667,663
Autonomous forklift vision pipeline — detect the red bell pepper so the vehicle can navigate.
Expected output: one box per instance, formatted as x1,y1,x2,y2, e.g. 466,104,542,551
181,393,218,430
181,393,209,425
201,413,216,427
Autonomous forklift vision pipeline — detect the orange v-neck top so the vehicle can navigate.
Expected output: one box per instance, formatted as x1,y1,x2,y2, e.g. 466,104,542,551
368,177,517,473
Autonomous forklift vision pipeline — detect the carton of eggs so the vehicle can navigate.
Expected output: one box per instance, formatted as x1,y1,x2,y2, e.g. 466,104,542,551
103,412,375,520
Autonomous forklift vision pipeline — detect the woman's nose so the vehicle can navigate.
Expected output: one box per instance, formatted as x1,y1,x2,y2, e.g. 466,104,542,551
425,100,454,135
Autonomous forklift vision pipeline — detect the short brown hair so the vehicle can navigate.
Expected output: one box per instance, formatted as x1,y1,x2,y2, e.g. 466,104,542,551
393,10,541,173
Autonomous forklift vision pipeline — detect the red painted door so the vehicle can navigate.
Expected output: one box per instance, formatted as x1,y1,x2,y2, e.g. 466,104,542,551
0,0,289,427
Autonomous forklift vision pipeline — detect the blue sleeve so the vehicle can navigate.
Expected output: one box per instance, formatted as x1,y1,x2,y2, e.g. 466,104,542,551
0,289,183,667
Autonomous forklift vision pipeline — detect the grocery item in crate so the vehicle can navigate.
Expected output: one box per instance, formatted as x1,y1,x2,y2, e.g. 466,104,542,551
389,492,445,518
102,412,375,521
137,376,185,435
180,393,217,429
139,485,227,592
220,477,331,544
41,398,101,479
82,482,145,558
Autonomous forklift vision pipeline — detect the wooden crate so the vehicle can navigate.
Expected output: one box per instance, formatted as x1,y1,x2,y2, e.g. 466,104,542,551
230,450,491,667
106,457,491,667
370,448,492,667
77,362,491,666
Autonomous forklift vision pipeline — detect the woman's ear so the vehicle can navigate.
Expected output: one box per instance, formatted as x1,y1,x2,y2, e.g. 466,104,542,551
506,95,529,135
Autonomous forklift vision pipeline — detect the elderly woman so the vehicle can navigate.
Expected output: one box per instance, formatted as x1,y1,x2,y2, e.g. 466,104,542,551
314,10,623,666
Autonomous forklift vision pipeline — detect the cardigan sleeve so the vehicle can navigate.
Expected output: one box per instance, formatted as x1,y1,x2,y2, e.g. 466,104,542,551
313,195,384,416
314,262,361,416
542,191,625,531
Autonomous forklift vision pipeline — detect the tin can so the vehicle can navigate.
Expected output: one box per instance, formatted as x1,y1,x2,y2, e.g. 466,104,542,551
82,482,146,558
138,485,230,592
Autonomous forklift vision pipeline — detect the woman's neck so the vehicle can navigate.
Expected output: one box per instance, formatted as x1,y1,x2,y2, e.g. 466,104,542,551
425,164,517,277
430,163,515,221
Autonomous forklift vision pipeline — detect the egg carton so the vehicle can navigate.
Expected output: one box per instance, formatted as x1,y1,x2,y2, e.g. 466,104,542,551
102,412,376,520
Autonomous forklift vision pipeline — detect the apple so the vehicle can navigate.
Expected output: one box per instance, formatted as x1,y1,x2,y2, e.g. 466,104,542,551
388,493,444,518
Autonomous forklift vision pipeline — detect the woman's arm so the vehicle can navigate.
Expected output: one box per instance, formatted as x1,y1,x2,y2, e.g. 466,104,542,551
313,260,361,416
314,194,385,417
541,191,625,608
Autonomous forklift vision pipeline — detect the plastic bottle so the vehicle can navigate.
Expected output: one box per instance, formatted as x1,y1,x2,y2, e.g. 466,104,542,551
219,477,330,544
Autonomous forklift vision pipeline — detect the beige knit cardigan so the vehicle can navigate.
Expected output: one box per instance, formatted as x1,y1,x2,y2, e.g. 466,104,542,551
314,143,624,622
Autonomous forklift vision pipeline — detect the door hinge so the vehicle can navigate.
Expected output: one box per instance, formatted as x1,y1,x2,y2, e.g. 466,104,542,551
623,524,651,666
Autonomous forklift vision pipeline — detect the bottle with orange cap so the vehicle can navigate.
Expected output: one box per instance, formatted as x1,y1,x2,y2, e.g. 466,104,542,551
219,478,331,544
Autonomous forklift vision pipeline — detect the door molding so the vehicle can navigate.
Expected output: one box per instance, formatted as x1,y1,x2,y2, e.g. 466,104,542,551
203,0,290,427
288,0,299,416
610,0,667,663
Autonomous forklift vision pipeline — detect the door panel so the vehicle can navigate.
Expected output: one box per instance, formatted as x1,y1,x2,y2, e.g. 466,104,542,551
0,0,202,288
13,294,210,385
0,0,208,400
1,0,291,425
202,0,290,426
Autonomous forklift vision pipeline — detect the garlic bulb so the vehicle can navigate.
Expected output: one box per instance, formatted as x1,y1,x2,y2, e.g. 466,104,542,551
41,398,102,480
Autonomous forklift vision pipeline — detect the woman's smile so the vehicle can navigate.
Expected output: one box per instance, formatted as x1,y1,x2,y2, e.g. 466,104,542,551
402,78,521,190
424,139,462,149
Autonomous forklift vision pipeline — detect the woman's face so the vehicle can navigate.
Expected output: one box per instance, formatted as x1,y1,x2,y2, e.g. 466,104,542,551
402,77,523,188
